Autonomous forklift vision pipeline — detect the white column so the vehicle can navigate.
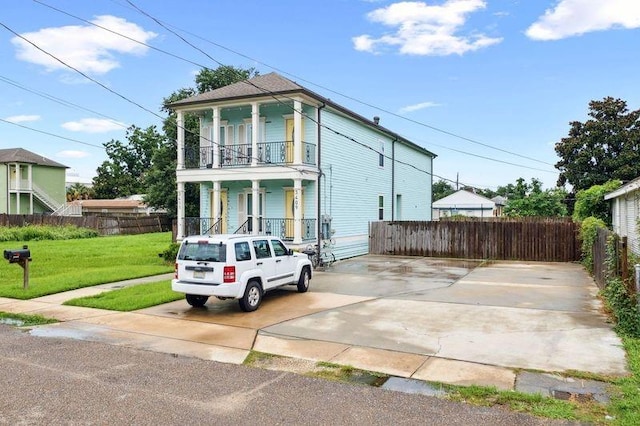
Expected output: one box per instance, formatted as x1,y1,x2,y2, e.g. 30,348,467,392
252,180,260,235
212,181,221,232
176,110,185,170
15,164,20,213
293,178,303,244
251,102,259,166
294,99,302,164
177,182,185,240
29,164,33,213
212,107,220,168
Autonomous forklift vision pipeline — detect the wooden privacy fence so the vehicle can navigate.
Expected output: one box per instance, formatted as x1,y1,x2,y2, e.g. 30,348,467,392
592,227,628,289
0,214,171,236
370,220,580,262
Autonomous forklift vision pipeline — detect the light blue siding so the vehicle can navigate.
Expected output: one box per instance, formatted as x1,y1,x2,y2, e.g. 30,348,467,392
320,110,393,259
193,100,433,260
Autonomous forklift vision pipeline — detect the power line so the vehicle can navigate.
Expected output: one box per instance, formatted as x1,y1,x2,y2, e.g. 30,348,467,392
113,0,553,167
0,74,128,128
0,118,105,149
31,0,557,179
9,3,552,192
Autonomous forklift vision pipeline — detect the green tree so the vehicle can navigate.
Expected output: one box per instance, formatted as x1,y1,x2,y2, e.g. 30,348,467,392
195,65,258,93
503,178,568,217
66,183,93,201
144,66,259,218
572,180,621,225
432,179,455,201
93,125,165,199
555,97,640,191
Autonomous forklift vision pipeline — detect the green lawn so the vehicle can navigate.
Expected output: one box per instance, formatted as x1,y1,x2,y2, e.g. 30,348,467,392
64,280,183,311
0,232,174,299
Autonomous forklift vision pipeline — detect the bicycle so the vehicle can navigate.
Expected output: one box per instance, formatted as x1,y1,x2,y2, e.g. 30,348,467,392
303,240,336,269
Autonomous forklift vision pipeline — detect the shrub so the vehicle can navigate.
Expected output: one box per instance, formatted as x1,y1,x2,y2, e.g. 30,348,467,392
578,216,607,273
160,242,180,263
602,276,640,338
0,225,98,241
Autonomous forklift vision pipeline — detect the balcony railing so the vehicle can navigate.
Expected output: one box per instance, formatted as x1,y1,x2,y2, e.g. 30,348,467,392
183,141,316,169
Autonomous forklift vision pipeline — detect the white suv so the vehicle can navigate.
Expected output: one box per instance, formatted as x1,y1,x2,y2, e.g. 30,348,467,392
172,234,313,312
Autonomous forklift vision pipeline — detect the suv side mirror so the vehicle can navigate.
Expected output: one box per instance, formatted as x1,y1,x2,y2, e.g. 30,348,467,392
287,249,294,256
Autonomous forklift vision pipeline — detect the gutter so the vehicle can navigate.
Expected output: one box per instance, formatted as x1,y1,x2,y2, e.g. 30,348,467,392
391,138,396,221
317,102,326,248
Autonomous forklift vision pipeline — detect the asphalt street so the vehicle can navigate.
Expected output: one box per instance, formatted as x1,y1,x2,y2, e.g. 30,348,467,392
0,325,573,426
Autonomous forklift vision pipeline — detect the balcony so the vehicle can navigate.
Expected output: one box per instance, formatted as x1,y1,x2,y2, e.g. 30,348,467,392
184,141,316,169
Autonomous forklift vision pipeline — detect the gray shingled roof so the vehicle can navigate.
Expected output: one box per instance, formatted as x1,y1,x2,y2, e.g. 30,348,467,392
0,148,67,168
170,72,305,106
170,72,436,159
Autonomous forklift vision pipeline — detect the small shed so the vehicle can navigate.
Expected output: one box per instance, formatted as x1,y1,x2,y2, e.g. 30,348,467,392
432,190,496,220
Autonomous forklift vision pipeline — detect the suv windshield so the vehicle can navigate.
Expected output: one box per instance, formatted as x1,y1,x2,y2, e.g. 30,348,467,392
178,242,226,262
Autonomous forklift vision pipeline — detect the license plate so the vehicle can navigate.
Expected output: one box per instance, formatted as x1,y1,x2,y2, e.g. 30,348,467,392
193,270,205,279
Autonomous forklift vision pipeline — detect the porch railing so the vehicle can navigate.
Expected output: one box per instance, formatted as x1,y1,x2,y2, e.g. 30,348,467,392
232,218,316,241
184,217,221,236
183,141,316,169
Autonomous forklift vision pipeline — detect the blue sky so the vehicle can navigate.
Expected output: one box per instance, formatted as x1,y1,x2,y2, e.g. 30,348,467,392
1,0,639,191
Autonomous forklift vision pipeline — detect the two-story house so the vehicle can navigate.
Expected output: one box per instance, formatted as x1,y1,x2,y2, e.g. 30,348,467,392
170,72,436,259
0,148,67,215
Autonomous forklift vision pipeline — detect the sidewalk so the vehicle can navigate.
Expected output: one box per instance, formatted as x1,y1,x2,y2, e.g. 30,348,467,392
0,258,628,402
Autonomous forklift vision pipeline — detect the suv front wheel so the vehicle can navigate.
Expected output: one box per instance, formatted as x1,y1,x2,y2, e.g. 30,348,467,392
239,281,262,312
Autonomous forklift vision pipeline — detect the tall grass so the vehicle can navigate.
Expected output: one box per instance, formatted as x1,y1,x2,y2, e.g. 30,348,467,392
0,225,98,241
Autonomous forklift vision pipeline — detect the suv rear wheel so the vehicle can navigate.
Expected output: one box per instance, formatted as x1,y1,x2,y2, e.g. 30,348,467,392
239,281,262,312
186,294,209,308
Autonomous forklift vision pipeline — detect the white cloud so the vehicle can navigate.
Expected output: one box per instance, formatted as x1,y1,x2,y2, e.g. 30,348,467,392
61,118,126,133
353,0,502,55
526,0,640,41
11,15,157,74
57,150,91,159
4,114,41,123
399,101,440,113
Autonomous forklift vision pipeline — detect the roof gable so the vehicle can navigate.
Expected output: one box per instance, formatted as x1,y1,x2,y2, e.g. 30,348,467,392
169,72,436,159
433,190,495,208
0,148,67,168
170,72,304,106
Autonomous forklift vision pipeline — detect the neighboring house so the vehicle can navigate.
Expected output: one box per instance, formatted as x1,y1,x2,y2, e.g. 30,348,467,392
0,148,67,215
491,195,507,217
432,189,496,220
68,195,164,216
604,177,640,255
170,72,436,259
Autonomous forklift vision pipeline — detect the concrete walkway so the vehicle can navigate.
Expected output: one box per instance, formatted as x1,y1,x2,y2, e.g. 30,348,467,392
0,257,628,397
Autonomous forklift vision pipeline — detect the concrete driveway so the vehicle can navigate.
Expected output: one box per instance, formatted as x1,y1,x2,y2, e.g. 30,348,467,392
0,255,628,390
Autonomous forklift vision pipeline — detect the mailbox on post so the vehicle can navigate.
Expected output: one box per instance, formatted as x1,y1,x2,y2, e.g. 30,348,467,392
4,247,31,263
3,245,32,289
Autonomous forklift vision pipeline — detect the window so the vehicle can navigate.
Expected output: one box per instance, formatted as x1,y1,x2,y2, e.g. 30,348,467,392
379,141,385,167
235,242,252,261
253,239,272,259
178,242,226,262
378,195,384,220
271,240,289,257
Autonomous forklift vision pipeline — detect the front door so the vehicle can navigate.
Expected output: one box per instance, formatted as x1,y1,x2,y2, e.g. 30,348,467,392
209,190,228,233
285,119,294,163
220,190,227,233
